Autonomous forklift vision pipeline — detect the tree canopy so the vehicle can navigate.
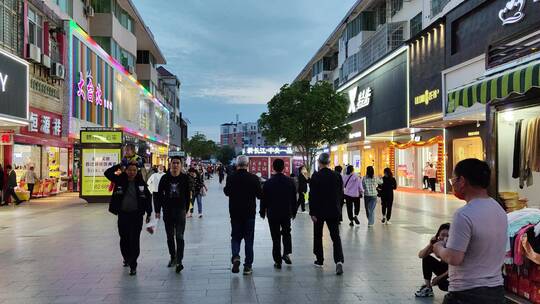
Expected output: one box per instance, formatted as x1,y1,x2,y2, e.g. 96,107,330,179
259,80,351,171
216,145,236,165
184,134,218,160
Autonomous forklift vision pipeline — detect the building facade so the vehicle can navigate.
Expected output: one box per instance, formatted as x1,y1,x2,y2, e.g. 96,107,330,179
220,121,266,153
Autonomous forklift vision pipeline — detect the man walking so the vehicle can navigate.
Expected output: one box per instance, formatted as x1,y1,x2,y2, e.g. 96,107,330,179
224,155,262,275
433,159,507,304
6,165,22,205
105,162,152,276
260,159,297,269
22,166,39,200
155,156,192,273
309,153,344,275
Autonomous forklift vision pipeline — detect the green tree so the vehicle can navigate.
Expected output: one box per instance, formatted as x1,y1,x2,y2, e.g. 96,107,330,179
184,134,218,160
259,80,351,171
216,145,236,165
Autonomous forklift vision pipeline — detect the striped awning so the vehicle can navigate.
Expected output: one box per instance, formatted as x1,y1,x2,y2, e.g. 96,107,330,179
446,61,540,113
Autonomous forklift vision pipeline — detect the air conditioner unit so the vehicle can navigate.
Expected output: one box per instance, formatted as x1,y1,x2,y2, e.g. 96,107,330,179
26,43,41,63
41,54,51,68
50,63,65,79
85,6,95,17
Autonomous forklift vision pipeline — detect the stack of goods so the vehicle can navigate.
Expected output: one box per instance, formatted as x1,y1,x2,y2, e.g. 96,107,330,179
501,192,529,212
505,208,540,302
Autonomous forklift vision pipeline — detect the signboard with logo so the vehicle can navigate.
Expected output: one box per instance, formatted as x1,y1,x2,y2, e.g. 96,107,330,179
0,48,29,123
409,21,445,124
21,108,63,138
80,130,123,144
81,148,121,196
243,146,294,156
341,51,407,136
348,119,366,142
249,156,269,178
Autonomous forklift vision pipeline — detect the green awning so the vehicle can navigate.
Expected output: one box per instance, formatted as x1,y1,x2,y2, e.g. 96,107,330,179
446,61,540,113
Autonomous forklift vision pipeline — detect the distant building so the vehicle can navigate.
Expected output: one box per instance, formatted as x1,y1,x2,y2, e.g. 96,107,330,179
220,121,266,153
157,66,188,149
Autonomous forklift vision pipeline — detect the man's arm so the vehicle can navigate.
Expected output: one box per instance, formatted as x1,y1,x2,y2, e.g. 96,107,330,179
259,183,267,219
433,211,470,266
432,243,465,266
223,175,232,196
254,175,263,200
143,186,153,219
104,164,122,182
155,176,166,216
290,180,297,219
185,175,192,211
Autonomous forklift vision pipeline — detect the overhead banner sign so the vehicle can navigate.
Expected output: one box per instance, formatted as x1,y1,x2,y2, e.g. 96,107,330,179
81,130,123,144
243,146,294,156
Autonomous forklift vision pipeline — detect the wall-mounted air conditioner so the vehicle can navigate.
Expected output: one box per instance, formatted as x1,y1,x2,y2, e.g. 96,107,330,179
50,63,65,79
26,43,41,63
41,54,51,68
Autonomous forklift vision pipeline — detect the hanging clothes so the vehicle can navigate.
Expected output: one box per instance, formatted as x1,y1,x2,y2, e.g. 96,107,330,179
514,224,535,266
519,118,532,188
512,119,523,179
531,117,540,172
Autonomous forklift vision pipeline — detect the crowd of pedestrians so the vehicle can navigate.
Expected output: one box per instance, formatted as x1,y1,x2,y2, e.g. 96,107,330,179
103,143,509,303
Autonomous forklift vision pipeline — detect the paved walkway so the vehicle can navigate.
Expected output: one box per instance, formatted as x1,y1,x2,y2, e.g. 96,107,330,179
0,177,464,304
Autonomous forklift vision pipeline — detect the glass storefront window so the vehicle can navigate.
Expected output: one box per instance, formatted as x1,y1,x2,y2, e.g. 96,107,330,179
396,144,438,189
453,137,483,166
13,144,41,181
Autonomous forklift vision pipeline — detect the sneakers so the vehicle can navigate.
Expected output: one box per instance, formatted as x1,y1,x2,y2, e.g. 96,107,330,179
349,221,354,227
282,254,292,265
198,214,203,218
231,257,241,274
123,261,128,267
274,263,282,269
381,216,386,224
353,216,360,225
415,285,434,297
336,262,344,275
129,268,137,276
386,221,392,225
175,264,184,273
314,260,324,268
167,257,176,268
243,266,253,275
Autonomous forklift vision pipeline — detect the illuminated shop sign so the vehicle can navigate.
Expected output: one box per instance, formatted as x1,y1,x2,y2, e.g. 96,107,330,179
80,130,123,144
348,87,372,113
77,72,112,110
243,146,294,156
22,108,63,138
0,132,13,145
414,89,440,106
0,48,29,123
499,0,539,25
468,131,480,136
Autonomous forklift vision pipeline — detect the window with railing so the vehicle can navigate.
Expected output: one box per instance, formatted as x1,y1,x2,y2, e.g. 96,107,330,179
0,0,21,54
431,0,451,17
28,7,43,49
345,12,376,41
410,12,422,38
391,0,403,16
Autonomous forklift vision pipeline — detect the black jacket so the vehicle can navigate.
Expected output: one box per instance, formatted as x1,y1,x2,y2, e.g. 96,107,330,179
309,167,343,220
7,170,16,188
260,173,297,220
298,173,309,194
104,164,152,217
378,176,397,201
155,172,192,219
224,169,262,220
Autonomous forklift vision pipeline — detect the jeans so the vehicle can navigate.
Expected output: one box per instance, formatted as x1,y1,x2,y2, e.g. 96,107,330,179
118,212,143,269
191,194,202,214
364,196,377,225
297,192,306,212
344,195,360,221
429,178,437,192
268,218,292,264
313,219,344,264
422,255,449,291
164,212,187,263
442,286,504,304
231,218,255,267
381,198,394,221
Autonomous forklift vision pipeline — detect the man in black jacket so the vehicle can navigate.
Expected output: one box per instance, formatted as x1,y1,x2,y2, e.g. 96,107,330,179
260,159,297,269
5,165,22,205
104,162,152,276
224,155,262,275
309,153,344,275
155,156,191,273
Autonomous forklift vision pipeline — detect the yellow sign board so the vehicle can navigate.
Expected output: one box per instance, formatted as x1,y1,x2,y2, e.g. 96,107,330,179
81,148,121,196
414,89,440,106
81,131,122,144
468,131,480,137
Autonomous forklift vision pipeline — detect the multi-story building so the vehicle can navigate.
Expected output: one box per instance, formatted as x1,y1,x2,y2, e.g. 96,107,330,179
157,66,188,149
220,121,266,153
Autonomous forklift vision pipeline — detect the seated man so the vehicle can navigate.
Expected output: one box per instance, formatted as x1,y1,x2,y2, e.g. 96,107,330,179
415,223,450,297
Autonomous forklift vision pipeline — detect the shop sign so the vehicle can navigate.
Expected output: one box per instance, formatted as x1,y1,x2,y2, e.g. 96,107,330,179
168,151,186,157
0,132,13,145
414,89,440,106
24,108,62,137
77,72,113,110
348,87,372,113
347,119,366,141
81,148,121,196
499,0,539,25
80,130,123,144
468,131,480,136
30,78,60,100
243,146,293,156
0,48,29,121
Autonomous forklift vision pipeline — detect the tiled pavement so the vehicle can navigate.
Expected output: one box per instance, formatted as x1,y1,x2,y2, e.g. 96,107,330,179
0,178,464,304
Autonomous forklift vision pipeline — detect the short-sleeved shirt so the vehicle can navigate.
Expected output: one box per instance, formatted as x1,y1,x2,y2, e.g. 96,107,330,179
446,197,507,291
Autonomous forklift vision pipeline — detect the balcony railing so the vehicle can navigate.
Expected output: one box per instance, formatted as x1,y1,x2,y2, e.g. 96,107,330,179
431,0,451,17
340,22,406,84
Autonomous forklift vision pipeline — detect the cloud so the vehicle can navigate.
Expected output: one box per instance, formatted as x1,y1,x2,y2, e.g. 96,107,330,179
192,76,281,105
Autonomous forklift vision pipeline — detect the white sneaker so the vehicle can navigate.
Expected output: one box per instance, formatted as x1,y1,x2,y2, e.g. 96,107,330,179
386,221,392,225
415,285,434,297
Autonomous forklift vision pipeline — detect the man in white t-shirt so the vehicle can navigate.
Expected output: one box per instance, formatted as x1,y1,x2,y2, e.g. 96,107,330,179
433,158,507,304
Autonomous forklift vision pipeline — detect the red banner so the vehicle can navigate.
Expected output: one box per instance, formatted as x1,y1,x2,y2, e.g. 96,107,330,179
20,107,63,139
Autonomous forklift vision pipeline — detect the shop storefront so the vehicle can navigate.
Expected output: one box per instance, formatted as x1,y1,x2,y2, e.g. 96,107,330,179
338,47,408,177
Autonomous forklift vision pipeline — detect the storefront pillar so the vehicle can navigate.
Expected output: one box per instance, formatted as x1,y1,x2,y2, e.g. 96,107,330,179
4,145,12,168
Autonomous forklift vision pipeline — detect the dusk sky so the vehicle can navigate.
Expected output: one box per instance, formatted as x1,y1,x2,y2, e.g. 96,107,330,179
132,0,354,141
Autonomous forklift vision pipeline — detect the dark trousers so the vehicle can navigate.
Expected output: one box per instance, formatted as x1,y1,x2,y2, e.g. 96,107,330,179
297,192,306,212
313,219,344,264
429,178,437,192
442,286,504,304
118,212,143,269
164,212,187,263
268,218,292,264
422,255,449,291
231,218,255,267
219,174,224,184
423,176,429,189
381,198,394,220
6,187,21,204
345,195,360,221
27,183,35,199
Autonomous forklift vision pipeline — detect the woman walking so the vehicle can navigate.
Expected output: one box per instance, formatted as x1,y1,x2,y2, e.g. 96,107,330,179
362,166,379,227
378,168,397,224
296,166,310,213
188,168,207,218
342,165,363,227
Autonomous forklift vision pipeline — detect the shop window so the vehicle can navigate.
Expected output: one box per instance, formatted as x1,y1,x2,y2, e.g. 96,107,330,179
0,0,20,53
91,0,111,13
13,144,42,181
452,137,484,166
410,12,422,38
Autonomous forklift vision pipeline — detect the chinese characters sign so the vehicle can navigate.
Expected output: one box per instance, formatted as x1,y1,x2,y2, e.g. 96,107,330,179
80,131,123,144
348,87,372,113
249,157,269,178
81,148,121,196
23,108,62,137
243,146,294,156
77,72,112,110
0,132,13,145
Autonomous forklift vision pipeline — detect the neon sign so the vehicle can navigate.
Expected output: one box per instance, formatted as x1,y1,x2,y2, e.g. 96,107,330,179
77,72,112,110
0,73,7,92
499,0,540,25
347,87,372,113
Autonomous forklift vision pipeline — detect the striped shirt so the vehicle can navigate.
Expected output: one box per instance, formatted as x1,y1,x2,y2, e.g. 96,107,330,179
362,177,380,197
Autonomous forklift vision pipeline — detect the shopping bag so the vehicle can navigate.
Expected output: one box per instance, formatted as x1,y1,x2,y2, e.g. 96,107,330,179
146,218,160,234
